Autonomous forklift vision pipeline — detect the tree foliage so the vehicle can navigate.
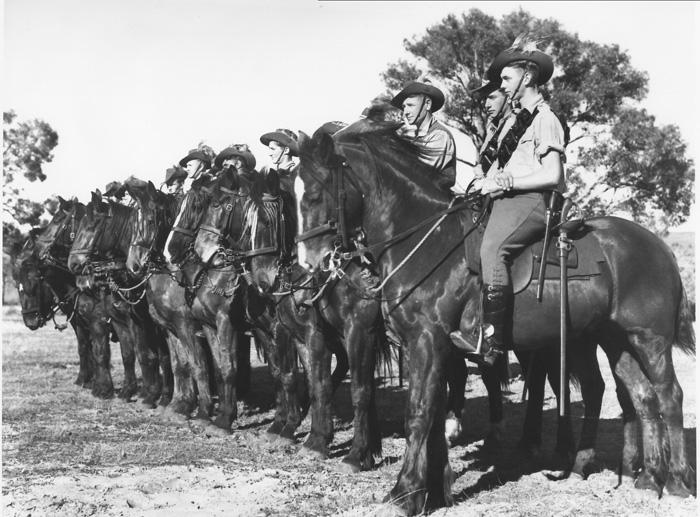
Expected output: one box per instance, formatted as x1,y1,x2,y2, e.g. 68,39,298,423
381,8,693,231
3,110,59,250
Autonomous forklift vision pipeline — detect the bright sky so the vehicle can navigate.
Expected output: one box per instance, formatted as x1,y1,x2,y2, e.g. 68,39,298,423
3,0,698,228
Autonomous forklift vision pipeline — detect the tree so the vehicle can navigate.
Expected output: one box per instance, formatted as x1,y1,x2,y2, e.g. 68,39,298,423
3,110,59,302
381,8,694,233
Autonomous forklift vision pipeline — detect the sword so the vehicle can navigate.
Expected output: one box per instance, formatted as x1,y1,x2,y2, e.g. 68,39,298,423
557,198,573,418
536,191,561,301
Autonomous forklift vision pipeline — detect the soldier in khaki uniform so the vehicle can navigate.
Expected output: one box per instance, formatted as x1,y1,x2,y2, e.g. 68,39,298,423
390,80,457,192
451,41,567,366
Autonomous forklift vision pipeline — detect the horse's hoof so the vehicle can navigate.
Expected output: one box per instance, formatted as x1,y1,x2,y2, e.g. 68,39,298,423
140,397,158,409
299,444,328,460
161,408,189,424
92,387,115,399
445,416,462,446
337,457,362,474
516,439,542,459
279,425,297,443
266,421,284,437
204,423,231,437
665,471,696,498
634,470,663,496
153,404,166,415
571,449,602,479
188,418,211,433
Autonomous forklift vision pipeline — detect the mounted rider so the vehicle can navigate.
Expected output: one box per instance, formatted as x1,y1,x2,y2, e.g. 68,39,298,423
450,38,567,366
390,79,456,192
104,181,129,204
178,145,216,192
260,128,299,195
214,144,259,194
163,165,188,196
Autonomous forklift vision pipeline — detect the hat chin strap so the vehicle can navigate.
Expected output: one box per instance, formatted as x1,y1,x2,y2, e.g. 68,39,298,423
507,72,527,110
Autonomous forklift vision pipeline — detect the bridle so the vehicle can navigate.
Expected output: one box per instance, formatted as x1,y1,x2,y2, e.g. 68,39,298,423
294,143,488,300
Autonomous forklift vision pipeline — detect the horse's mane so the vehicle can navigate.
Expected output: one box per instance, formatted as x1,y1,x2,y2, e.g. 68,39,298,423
335,122,450,201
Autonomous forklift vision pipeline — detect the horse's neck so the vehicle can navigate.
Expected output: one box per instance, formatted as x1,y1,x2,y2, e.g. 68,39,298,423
352,150,450,245
101,208,135,258
45,266,75,299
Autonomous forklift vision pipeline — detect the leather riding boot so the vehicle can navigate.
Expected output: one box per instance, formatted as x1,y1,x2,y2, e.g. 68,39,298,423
480,284,511,366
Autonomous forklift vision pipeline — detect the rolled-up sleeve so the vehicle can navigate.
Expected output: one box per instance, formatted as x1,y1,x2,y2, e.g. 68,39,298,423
534,109,566,162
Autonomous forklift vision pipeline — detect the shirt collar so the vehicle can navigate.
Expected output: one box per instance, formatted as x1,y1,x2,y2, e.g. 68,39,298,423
519,92,545,114
415,112,434,137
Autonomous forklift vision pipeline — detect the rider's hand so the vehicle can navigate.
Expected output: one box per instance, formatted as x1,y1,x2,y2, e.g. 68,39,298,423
494,172,514,191
478,178,504,195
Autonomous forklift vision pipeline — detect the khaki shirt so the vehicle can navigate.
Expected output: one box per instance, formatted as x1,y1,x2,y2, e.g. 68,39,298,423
399,112,456,191
493,94,566,192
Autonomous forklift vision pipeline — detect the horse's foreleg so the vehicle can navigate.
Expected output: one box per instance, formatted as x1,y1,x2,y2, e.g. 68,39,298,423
516,349,547,455
477,352,506,450
235,332,251,397
154,327,172,407
71,321,94,388
445,351,467,446
109,318,139,402
386,331,453,515
340,321,380,472
299,325,333,459
569,343,605,478
210,312,237,433
87,318,114,399
161,331,196,422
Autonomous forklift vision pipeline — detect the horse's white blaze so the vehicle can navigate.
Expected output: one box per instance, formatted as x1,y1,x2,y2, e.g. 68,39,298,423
163,198,188,264
294,174,309,267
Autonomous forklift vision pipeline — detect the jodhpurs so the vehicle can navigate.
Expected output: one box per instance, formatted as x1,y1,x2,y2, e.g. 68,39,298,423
481,192,546,286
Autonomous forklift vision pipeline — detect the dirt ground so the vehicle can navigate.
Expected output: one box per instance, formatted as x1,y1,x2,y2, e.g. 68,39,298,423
2,304,697,516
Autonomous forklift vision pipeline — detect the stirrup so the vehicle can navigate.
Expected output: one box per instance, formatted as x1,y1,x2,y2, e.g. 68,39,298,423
450,327,482,353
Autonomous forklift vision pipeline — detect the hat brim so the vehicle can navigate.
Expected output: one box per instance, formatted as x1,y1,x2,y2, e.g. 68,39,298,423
260,132,299,156
470,81,500,100
390,83,445,112
490,49,553,85
179,151,212,168
165,169,187,185
215,149,256,170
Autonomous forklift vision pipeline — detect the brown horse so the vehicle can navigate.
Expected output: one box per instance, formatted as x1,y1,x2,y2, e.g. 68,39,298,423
295,124,695,514
68,192,173,408
123,177,218,428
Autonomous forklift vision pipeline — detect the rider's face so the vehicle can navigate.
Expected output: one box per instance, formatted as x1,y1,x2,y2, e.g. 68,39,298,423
268,141,287,165
401,94,430,125
485,90,507,119
500,66,526,99
184,159,204,176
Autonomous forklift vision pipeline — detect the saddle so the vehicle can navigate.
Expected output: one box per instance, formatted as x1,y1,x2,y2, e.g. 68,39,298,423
459,197,606,296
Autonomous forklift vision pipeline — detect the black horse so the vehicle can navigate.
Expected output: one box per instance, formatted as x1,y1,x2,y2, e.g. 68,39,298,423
12,225,96,387
67,191,173,408
295,123,695,514
124,177,218,428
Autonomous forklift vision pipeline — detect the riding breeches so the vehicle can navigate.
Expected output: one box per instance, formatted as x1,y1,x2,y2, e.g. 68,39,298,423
480,192,546,286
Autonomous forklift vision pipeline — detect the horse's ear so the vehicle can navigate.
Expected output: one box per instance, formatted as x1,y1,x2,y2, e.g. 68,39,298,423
297,131,310,155
58,195,68,208
318,132,336,166
147,180,157,197
91,190,102,204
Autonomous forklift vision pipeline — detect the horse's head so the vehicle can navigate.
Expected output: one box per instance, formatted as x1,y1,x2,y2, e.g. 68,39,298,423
166,178,214,265
13,231,55,330
35,196,84,264
124,177,175,274
67,190,113,273
295,129,364,272
193,171,249,266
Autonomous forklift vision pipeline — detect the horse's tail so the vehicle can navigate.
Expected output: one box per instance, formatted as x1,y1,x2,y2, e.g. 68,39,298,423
675,286,695,356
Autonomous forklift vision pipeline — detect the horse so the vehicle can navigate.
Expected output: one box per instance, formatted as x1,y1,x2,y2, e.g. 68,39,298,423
123,177,217,428
12,226,96,387
33,198,120,397
67,191,173,408
163,169,277,434
295,123,695,514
